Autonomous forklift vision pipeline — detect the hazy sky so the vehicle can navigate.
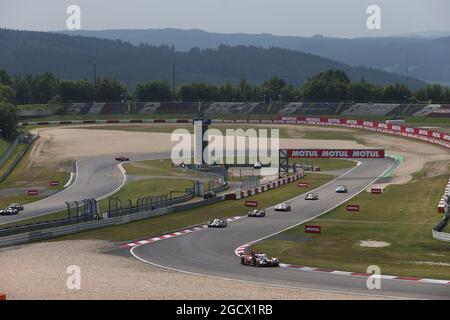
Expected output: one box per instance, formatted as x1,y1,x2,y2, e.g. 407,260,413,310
1,0,449,37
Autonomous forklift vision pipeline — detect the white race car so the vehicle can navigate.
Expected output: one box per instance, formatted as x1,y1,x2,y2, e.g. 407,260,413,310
248,209,266,217
208,218,227,228
305,193,319,200
274,203,292,212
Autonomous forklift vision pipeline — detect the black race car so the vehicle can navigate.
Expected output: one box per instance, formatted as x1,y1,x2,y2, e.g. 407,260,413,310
248,209,266,217
203,191,216,200
241,251,280,267
305,193,319,200
208,218,227,228
335,185,348,193
115,156,130,162
8,203,24,211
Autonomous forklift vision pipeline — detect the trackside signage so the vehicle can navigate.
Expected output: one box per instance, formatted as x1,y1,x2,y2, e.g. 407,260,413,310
305,225,321,234
371,188,382,194
49,181,60,187
245,200,258,208
28,190,39,196
347,204,360,212
298,182,309,188
288,149,385,159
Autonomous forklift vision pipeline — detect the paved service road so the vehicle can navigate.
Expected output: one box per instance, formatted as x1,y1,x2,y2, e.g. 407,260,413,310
131,158,450,300
0,152,171,225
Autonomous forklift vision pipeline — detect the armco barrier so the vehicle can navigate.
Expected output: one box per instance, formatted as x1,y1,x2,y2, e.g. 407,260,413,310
0,135,38,182
433,230,450,242
0,196,225,248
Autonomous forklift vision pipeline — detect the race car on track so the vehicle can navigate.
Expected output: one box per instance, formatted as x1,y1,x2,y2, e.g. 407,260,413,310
208,218,227,228
203,191,216,200
305,193,319,200
115,156,130,162
241,251,280,267
0,208,19,216
274,202,292,212
254,161,262,169
7,203,24,211
335,185,348,193
247,209,266,217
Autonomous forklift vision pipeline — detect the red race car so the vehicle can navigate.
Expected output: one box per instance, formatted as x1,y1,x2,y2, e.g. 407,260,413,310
240,251,280,267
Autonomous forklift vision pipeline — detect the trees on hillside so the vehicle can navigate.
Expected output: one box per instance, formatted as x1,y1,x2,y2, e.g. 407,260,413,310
0,101,17,140
1,68,450,104
134,80,172,101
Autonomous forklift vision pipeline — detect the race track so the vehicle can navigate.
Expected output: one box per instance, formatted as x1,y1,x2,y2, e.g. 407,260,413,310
130,157,450,299
0,152,171,225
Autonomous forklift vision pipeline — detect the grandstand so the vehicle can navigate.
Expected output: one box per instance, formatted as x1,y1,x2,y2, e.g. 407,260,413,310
16,101,450,118
203,102,257,114
386,104,427,117
413,104,442,117
342,103,399,116
155,102,201,114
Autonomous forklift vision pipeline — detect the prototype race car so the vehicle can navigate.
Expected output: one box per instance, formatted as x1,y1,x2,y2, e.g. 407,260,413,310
254,161,262,169
203,191,216,200
8,203,24,211
208,218,227,228
0,208,19,216
305,193,319,200
241,251,280,267
335,185,348,193
247,209,266,217
115,156,130,162
274,202,292,212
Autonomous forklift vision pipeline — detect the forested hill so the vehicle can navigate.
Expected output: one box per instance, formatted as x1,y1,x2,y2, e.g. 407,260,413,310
0,29,425,89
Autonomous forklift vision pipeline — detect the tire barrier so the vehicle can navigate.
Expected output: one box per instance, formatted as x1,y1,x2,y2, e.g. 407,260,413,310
0,293,6,300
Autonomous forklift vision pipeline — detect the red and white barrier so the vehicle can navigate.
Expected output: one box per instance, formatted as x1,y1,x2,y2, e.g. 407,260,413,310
229,171,304,200
19,116,450,150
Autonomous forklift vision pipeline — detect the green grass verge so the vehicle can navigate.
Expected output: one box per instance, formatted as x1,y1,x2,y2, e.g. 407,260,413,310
0,143,26,178
97,178,194,213
0,138,11,156
123,159,189,176
254,173,450,280
55,173,333,242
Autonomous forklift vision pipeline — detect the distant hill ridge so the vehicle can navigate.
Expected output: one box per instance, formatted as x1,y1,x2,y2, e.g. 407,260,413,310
0,28,424,89
60,28,450,85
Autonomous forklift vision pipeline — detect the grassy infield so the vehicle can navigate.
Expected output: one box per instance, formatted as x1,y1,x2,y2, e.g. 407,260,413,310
3,116,450,279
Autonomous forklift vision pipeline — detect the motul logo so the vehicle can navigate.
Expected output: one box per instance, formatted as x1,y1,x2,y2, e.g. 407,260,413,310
288,149,384,159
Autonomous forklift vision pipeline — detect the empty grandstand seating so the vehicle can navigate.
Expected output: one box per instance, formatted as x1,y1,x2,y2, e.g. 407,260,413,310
430,104,450,117
342,103,399,116
413,104,441,117
100,102,125,114
155,102,201,114
204,102,257,114
137,102,161,114
387,104,427,117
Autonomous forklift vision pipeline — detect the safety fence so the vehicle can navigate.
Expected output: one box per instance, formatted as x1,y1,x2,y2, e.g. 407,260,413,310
0,134,38,182
0,136,19,168
437,177,450,214
0,170,302,248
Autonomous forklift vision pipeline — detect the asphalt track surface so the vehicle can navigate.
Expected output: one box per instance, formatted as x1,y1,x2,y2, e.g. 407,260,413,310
0,152,171,225
131,158,450,299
